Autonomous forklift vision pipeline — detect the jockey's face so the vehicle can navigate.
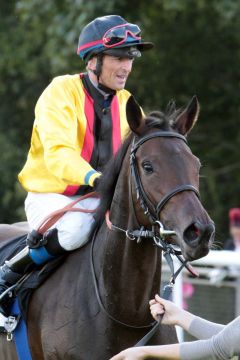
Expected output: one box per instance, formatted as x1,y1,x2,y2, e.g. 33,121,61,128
88,55,133,90
100,55,133,90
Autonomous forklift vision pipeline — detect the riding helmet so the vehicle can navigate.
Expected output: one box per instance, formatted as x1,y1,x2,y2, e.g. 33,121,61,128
77,15,154,63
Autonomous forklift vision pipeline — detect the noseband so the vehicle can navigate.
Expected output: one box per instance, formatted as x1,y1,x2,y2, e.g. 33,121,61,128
130,131,200,223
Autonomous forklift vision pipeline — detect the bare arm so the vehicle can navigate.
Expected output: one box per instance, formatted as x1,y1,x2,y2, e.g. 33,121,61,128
110,344,181,360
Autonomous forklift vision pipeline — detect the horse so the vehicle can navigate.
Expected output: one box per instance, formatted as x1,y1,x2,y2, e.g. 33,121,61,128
0,95,215,359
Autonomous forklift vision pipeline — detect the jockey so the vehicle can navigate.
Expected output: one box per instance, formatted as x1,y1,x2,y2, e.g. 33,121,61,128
0,15,153,317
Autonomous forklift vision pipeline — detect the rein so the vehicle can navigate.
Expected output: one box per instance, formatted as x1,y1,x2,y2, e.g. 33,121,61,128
91,130,199,345
91,215,198,332
130,131,200,345
90,228,156,329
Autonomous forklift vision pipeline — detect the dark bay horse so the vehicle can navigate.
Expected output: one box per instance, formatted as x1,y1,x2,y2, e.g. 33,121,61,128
0,96,215,359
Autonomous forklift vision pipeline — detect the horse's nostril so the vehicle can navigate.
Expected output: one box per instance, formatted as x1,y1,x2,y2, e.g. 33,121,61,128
184,222,215,245
183,223,200,243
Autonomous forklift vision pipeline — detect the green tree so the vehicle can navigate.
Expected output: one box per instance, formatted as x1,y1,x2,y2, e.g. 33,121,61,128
1,0,240,245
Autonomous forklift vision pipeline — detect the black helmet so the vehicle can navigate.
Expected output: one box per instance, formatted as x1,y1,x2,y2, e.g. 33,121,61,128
77,15,154,62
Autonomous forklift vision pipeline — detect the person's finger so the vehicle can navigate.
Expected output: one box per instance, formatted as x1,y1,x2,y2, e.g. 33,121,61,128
151,310,162,318
150,304,165,317
155,294,168,305
150,303,164,311
109,354,122,360
150,307,164,315
149,299,157,305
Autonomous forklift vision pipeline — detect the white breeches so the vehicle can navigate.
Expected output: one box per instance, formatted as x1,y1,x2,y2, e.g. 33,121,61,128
25,192,100,251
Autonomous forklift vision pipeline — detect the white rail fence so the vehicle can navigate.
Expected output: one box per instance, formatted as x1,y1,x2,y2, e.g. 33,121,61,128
162,250,240,342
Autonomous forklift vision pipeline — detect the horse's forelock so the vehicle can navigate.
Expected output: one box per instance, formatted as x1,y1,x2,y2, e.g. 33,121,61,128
144,103,182,132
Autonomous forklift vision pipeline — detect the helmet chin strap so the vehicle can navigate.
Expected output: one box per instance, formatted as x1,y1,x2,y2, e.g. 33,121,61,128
93,53,103,80
88,53,116,94
92,54,115,94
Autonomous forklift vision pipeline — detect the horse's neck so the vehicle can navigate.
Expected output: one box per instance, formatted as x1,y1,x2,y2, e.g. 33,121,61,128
94,164,162,324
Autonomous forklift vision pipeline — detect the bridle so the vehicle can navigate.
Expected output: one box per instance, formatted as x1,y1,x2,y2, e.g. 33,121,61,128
105,131,200,247
91,130,200,344
130,131,200,224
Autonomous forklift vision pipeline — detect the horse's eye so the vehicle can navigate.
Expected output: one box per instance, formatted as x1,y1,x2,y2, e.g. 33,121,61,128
142,161,154,174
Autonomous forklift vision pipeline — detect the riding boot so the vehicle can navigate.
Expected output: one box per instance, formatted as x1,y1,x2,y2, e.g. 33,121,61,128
0,247,34,317
0,228,66,317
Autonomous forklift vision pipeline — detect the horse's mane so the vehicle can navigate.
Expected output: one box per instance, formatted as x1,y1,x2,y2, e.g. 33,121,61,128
93,103,181,228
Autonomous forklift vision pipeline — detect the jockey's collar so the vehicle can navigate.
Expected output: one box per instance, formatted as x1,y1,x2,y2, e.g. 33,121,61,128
87,72,116,96
97,82,116,96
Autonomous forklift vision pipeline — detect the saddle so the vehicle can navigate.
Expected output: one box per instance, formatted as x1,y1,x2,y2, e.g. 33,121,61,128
0,193,99,324
0,222,30,243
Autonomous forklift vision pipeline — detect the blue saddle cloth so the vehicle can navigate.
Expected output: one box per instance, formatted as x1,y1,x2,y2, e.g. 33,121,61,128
11,298,32,360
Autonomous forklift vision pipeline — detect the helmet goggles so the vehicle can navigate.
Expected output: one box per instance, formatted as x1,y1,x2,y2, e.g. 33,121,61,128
102,23,141,48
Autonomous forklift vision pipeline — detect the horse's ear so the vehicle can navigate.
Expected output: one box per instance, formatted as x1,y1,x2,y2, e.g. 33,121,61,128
174,96,200,135
126,95,144,135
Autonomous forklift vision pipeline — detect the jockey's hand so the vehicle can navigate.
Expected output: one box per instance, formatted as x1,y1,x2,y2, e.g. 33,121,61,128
110,347,146,360
149,294,182,326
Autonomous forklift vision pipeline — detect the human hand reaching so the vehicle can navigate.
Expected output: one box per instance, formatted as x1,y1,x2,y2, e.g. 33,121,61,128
149,294,195,330
110,347,146,360
149,294,184,326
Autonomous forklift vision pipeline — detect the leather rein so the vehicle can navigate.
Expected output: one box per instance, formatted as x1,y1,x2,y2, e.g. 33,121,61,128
91,131,200,345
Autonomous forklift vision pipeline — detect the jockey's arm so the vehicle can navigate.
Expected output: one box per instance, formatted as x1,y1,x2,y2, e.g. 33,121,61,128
35,77,100,187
